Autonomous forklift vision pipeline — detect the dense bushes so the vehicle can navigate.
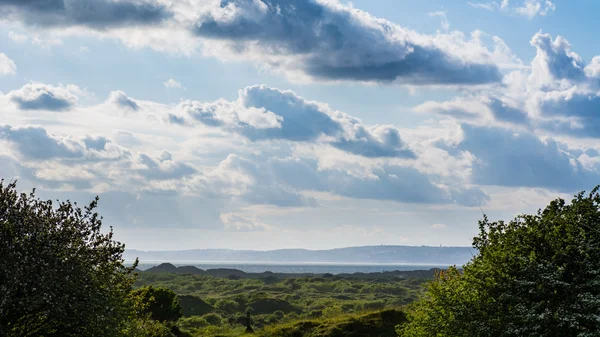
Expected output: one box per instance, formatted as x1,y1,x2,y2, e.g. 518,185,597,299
261,309,407,337
398,187,600,337
0,181,137,337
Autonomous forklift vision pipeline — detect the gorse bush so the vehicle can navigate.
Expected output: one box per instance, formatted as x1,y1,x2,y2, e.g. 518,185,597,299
398,186,600,337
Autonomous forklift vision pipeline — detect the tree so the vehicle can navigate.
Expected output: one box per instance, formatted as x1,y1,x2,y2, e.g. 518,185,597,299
398,186,600,337
0,180,138,337
132,286,183,322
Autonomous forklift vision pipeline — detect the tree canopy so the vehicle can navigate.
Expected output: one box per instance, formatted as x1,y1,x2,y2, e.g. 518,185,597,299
398,186,600,337
132,286,183,323
0,180,138,337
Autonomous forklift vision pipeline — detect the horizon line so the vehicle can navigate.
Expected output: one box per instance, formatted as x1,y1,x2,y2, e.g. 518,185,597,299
125,244,474,253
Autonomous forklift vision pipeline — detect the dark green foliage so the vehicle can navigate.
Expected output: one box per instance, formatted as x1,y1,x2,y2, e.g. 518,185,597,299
134,271,424,323
0,180,137,337
132,286,183,322
134,269,424,336
249,298,301,315
399,186,600,337
262,309,407,337
179,295,214,317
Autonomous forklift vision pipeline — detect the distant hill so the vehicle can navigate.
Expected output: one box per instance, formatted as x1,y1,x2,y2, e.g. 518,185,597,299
125,245,475,265
141,262,439,279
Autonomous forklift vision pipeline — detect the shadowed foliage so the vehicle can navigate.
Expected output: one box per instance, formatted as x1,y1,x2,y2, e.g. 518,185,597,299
398,186,600,337
0,180,138,337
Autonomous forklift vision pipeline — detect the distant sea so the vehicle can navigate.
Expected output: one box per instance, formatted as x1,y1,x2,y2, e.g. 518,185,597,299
134,261,451,274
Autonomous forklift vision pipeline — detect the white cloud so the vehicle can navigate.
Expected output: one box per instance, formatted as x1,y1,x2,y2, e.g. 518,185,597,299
0,53,17,76
8,31,28,43
169,85,416,159
7,83,79,111
0,0,520,86
515,0,555,18
432,223,447,229
220,213,272,231
470,0,555,18
428,11,450,32
163,78,185,89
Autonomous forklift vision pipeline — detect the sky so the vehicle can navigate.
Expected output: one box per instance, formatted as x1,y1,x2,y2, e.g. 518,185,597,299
0,0,598,251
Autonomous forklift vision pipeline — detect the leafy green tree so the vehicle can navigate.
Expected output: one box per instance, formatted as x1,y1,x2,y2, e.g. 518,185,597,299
398,186,600,337
132,286,183,322
0,180,138,337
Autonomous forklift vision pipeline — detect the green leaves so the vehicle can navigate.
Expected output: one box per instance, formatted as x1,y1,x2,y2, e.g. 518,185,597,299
399,186,600,337
131,286,183,323
0,180,137,337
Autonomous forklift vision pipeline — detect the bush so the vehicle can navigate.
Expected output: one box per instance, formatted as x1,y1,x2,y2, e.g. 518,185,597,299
0,180,137,337
201,313,223,326
132,286,183,322
399,187,600,337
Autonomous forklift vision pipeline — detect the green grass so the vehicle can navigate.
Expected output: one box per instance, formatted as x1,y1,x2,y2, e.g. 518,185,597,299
260,309,406,337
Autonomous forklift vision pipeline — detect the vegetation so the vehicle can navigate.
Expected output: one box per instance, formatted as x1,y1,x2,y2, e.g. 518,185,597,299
134,272,425,336
398,187,600,337
6,177,600,337
0,180,189,337
0,180,138,337
131,286,183,322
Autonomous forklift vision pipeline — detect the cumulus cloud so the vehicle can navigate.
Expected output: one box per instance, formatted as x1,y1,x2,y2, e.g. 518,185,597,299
220,213,271,231
170,85,415,158
446,124,597,191
515,0,555,18
529,32,586,85
163,78,185,89
414,32,600,139
203,153,490,207
0,0,520,87
469,0,555,18
7,83,79,111
0,0,172,29
0,122,202,192
0,125,85,159
194,0,502,85
108,90,139,111
415,96,529,125
0,53,16,75
133,151,197,180
0,125,131,163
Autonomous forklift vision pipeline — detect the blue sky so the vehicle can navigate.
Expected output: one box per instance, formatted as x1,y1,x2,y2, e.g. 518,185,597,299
0,0,597,250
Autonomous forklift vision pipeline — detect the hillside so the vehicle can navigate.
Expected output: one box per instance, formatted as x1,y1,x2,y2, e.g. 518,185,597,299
141,263,438,280
125,245,474,265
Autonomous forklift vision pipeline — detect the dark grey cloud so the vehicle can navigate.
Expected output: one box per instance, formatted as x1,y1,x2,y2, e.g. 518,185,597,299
108,90,139,111
83,136,109,151
0,0,171,29
415,96,529,126
227,154,490,206
175,85,416,159
0,125,84,159
217,154,317,207
135,151,197,180
194,0,501,85
8,83,77,111
452,124,598,191
538,93,600,138
330,126,416,159
488,98,529,124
